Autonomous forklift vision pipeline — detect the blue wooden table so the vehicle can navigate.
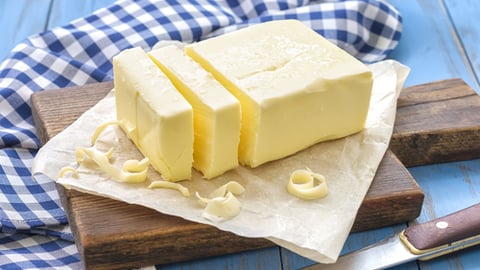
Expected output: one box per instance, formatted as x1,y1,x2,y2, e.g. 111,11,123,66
1,1,479,269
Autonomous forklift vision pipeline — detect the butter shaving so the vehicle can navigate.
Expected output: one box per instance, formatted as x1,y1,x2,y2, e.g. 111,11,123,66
76,146,149,183
58,166,79,178
196,181,245,222
209,181,245,198
287,169,328,200
60,120,150,183
148,181,190,197
91,120,132,145
202,192,241,222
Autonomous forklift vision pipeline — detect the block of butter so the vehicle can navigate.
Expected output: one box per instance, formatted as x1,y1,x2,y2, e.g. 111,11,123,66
148,45,241,179
113,47,193,182
186,19,373,167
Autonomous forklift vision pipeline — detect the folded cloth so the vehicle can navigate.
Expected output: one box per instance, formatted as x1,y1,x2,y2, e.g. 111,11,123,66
0,231,81,269
0,0,402,268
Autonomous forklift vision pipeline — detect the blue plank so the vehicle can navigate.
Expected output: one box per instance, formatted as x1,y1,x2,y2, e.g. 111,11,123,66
47,0,116,29
444,0,480,94
159,246,282,270
410,160,480,219
387,0,479,91
0,0,51,62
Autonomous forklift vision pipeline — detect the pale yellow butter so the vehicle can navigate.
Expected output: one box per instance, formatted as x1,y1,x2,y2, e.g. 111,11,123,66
148,45,241,179
186,20,373,167
287,169,328,200
113,47,193,181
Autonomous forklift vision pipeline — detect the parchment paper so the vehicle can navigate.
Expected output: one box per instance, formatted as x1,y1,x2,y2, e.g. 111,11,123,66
32,60,409,264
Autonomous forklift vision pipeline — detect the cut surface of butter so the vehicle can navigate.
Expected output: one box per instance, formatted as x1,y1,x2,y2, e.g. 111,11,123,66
113,47,193,181
148,45,241,179
186,19,373,167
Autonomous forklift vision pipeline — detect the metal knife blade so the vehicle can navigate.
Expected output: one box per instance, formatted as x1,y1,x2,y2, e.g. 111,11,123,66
303,203,480,270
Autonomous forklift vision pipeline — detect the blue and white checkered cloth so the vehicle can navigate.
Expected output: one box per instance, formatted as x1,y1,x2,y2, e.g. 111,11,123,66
0,0,402,268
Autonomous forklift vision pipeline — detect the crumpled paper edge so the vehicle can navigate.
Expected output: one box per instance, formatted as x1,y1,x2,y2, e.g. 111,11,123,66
32,59,409,264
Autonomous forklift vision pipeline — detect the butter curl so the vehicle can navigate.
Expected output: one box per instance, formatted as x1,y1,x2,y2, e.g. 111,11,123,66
196,181,245,222
148,181,190,197
287,169,328,200
76,146,149,183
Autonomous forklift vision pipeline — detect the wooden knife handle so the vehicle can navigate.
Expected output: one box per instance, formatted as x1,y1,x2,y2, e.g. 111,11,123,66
402,203,480,252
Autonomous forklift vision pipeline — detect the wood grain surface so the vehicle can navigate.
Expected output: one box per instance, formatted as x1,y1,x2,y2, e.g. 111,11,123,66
390,79,480,166
30,78,480,269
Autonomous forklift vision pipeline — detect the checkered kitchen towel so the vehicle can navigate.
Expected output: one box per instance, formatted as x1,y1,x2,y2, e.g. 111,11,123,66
0,0,402,268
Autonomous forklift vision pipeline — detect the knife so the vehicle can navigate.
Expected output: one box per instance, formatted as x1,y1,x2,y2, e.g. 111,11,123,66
303,203,480,270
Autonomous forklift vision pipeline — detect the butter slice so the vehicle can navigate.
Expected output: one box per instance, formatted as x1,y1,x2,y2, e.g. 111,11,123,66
148,45,241,179
186,20,373,167
113,47,193,181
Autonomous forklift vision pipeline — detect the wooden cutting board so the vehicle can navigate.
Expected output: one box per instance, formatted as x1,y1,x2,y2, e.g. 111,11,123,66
30,78,480,270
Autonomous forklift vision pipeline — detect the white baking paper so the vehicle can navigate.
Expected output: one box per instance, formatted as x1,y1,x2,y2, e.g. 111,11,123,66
32,60,409,264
